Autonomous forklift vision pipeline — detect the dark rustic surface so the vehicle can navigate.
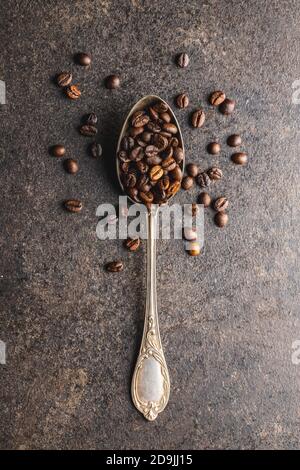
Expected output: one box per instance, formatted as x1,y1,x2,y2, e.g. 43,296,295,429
1,0,300,450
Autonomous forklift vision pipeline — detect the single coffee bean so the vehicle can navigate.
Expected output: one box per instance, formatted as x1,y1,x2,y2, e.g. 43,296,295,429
51,144,66,157
160,112,171,123
64,199,82,213
207,167,223,180
80,124,98,136
136,160,148,174
196,172,211,188
166,180,181,197
141,131,152,143
169,165,182,181
105,74,120,89
170,137,179,147
66,84,81,100
123,171,137,188
146,155,162,165
183,227,197,241
124,237,141,252
76,52,91,66
191,109,205,128
162,122,178,134
136,137,147,148
207,142,221,155
157,175,170,191
121,136,135,151
90,142,102,158
162,156,176,172
162,146,173,159
120,161,130,173
86,112,97,126
182,176,194,190
209,90,226,106
130,126,144,138
147,121,161,133
219,98,235,115
214,211,228,228
129,146,144,161
152,134,168,152
149,165,163,181
145,145,159,158
106,260,124,272
139,191,154,204
227,134,242,147
176,93,189,109
214,197,229,212
132,113,149,128
186,241,201,256
231,152,247,165
149,106,159,121
127,187,139,201
186,163,199,177
64,158,79,174
56,71,72,88
176,52,189,68
198,192,211,207
118,150,130,162
173,147,184,163
153,102,169,113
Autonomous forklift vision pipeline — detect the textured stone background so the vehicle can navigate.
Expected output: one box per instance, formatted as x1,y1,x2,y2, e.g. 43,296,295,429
1,0,300,450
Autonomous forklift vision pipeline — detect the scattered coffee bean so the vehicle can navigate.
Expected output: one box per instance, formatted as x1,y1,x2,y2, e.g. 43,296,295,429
176,93,189,109
66,84,81,100
191,109,205,128
207,167,223,180
198,192,211,207
105,74,120,89
51,144,66,157
183,227,197,241
86,112,98,126
214,197,229,212
80,125,98,137
227,134,242,147
187,241,201,256
209,90,226,106
182,176,194,190
207,142,221,155
186,163,199,177
106,260,124,272
64,158,79,174
219,98,235,115
64,199,82,213
76,52,91,66
214,211,228,228
90,142,102,158
173,146,184,164
231,152,247,165
124,237,141,252
56,72,72,88
176,52,189,68
196,172,211,188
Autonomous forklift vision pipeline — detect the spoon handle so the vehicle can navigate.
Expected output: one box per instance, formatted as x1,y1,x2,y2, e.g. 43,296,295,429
131,205,170,421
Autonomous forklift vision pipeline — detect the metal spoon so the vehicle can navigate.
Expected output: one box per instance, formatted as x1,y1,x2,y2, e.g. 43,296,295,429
116,95,185,421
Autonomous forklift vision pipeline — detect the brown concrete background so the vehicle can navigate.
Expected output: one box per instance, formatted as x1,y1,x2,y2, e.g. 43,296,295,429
0,0,300,449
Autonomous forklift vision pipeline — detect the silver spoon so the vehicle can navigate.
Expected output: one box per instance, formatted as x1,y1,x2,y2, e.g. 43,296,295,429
116,95,185,421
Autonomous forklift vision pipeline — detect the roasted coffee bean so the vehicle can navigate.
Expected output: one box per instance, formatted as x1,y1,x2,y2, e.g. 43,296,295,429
51,144,66,157
149,107,159,121
198,192,211,207
182,176,194,190
214,197,229,212
183,227,197,241
152,134,168,152
160,112,171,123
166,181,181,197
120,161,130,173
132,112,150,128
127,187,139,201
169,165,182,181
136,138,148,148
162,146,173,159
209,90,226,106
162,156,176,172
231,152,247,165
105,74,120,89
153,188,167,203
64,199,82,213
129,146,144,161
173,147,184,163
186,163,199,177
90,142,102,161
76,52,91,66
162,122,178,135
187,241,201,256
124,237,140,252
227,134,242,147
118,150,130,162
146,155,162,165
170,137,179,147
121,136,135,151
207,167,222,180
80,124,98,136
141,131,152,143
130,126,144,138
214,211,228,228
66,84,81,100
106,260,124,272
157,175,170,191
145,145,159,158
176,93,189,109
137,174,150,191
196,172,211,188
219,98,235,115
153,102,169,113
86,112,98,126
139,191,154,204
149,165,163,181
207,142,221,155
123,171,137,188
147,121,161,133
176,52,189,68
160,131,172,139
56,71,72,88
191,109,205,128
64,158,79,174
136,160,148,174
